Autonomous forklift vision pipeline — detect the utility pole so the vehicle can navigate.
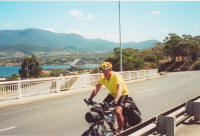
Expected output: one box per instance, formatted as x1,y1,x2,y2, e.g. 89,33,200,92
118,1,122,72
26,65,29,78
188,45,190,70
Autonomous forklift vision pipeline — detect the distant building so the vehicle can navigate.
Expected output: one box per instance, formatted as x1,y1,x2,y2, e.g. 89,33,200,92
41,70,51,74
0,78,6,81
70,59,86,71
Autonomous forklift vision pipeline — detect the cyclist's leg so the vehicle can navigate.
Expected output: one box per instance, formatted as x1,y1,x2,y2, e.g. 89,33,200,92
117,95,128,107
115,95,128,130
103,94,114,103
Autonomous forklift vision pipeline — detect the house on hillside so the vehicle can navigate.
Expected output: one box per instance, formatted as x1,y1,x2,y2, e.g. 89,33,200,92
70,59,87,71
0,78,6,81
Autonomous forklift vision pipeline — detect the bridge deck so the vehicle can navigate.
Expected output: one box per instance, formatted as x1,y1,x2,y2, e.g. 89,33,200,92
176,119,200,136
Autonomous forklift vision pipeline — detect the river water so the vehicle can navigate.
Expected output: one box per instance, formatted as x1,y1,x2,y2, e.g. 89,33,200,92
0,64,99,77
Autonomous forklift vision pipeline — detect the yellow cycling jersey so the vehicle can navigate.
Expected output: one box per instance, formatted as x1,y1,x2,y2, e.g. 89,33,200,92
98,71,129,96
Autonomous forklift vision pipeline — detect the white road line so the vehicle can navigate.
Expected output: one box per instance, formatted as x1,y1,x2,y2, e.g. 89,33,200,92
181,78,186,81
0,126,16,132
138,88,155,94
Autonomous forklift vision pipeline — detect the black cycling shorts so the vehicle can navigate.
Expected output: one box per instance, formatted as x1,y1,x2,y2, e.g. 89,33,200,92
103,94,128,107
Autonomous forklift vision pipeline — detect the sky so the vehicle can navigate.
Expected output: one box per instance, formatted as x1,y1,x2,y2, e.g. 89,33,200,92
0,1,199,42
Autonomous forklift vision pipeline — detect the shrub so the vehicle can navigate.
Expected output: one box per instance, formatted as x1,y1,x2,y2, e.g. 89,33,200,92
158,61,173,72
144,55,157,63
143,62,151,67
50,69,62,77
50,69,68,77
193,62,200,70
6,74,20,81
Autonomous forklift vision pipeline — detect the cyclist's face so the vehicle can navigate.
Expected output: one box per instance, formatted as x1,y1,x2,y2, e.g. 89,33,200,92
102,68,111,76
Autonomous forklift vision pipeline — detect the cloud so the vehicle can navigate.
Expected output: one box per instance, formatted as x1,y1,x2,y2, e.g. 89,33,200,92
3,23,13,27
151,11,161,15
53,21,59,27
85,33,117,41
66,30,82,35
66,30,117,42
41,28,55,32
160,28,169,32
69,10,83,17
69,10,94,20
85,14,94,20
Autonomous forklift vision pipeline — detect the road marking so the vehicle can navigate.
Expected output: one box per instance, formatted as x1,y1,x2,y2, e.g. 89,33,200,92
0,126,16,132
138,88,155,94
181,78,186,81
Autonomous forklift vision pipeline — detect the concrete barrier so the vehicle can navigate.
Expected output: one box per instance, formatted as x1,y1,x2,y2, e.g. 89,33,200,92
186,99,200,121
157,115,175,136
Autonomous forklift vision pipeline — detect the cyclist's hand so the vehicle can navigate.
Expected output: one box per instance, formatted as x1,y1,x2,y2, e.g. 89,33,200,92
110,101,117,106
84,98,94,105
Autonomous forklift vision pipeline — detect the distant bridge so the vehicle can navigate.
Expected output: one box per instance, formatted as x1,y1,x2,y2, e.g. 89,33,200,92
70,58,87,70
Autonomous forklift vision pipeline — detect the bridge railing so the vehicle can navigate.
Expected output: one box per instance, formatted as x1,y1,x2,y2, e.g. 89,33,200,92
115,95,200,136
89,69,158,84
0,69,158,100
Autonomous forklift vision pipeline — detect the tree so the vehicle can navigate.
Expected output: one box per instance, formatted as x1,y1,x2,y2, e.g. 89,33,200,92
28,55,42,77
177,35,200,61
19,55,42,78
151,44,165,62
193,36,200,45
105,47,144,71
164,34,200,62
190,37,200,60
164,33,182,60
19,56,30,78
144,55,157,63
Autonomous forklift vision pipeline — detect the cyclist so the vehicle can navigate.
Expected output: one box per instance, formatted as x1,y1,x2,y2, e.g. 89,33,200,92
86,62,129,132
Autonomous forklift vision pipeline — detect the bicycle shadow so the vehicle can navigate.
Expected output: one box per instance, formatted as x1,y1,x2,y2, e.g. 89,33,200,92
182,118,200,125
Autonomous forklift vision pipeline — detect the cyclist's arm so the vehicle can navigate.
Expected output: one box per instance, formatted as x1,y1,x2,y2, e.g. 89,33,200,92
89,84,102,100
114,84,123,102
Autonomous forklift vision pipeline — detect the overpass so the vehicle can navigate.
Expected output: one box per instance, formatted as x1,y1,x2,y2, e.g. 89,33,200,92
0,70,200,135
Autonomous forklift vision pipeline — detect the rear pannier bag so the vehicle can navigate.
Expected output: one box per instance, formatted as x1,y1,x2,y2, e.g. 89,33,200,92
124,97,142,126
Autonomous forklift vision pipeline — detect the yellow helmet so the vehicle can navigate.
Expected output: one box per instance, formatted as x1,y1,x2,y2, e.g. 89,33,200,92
101,62,112,70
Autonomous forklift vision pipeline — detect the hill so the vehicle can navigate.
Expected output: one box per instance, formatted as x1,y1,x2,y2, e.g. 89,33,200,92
0,28,160,57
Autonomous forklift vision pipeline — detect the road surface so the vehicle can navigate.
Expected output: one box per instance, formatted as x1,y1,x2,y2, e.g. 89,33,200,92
0,71,200,136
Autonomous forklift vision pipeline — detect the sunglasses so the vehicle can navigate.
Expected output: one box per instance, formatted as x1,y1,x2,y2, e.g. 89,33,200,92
100,67,110,71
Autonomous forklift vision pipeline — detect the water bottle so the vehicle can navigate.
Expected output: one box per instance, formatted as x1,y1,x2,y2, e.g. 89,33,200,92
107,113,112,121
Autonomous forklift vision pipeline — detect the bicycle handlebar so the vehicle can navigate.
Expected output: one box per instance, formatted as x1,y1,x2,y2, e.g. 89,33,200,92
84,98,116,108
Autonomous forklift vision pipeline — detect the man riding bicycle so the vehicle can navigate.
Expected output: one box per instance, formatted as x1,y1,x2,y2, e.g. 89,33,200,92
86,62,129,132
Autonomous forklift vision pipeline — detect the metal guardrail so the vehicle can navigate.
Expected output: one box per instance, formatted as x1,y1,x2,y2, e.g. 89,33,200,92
116,95,200,136
0,69,158,100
